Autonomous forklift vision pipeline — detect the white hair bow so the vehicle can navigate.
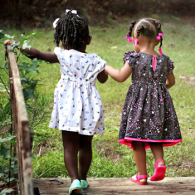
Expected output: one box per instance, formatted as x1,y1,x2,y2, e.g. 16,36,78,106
53,9,80,29
66,9,77,14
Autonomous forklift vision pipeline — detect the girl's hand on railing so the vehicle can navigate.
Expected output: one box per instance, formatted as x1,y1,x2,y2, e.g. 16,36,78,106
4,39,15,46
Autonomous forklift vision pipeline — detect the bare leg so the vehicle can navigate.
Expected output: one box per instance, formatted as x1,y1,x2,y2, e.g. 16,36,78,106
149,143,166,181
62,131,80,182
131,142,147,183
79,134,93,181
133,142,147,176
149,143,164,165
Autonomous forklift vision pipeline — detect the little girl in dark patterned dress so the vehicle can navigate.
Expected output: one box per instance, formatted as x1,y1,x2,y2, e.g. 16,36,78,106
106,18,182,185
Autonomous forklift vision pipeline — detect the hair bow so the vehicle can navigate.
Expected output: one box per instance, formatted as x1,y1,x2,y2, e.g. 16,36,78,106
53,9,80,29
66,9,80,18
66,9,77,14
53,18,60,28
156,33,164,40
126,35,133,43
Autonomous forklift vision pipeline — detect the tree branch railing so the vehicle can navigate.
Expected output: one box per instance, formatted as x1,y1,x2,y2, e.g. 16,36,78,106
7,45,34,195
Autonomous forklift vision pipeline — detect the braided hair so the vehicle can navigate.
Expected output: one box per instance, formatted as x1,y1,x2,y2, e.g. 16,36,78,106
54,11,89,49
128,18,163,49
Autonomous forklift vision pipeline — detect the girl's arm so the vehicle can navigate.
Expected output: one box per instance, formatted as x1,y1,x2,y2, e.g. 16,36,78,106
22,47,59,63
166,72,175,89
97,69,108,83
4,40,59,64
105,61,133,82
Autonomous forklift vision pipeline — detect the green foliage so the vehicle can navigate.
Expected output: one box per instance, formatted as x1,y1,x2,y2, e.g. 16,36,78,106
0,188,15,195
0,30,50,192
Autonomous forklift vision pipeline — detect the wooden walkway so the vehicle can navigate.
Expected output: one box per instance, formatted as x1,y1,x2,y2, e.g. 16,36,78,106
33,177,195,195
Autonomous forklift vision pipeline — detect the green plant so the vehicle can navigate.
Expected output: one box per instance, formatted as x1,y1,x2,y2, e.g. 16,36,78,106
0,30,50,193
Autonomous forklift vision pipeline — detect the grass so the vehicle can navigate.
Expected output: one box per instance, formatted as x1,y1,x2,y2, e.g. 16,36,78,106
0,15,195,178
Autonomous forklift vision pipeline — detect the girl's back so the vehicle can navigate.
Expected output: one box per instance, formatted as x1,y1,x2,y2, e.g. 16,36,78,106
49,38,107,136
125,51,174,85
54,48,106,82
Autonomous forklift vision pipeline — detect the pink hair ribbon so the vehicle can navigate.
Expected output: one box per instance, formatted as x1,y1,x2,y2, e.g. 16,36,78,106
156,33,164,40
158,47,162,55
135,38,138,46
152,55,157,71
126,35,133,43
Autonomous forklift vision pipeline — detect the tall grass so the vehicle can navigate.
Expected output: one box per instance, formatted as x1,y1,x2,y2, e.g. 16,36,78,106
0,15,195,178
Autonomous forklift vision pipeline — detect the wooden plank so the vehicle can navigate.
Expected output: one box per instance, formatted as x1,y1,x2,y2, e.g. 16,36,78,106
33,177,195,195
7,45,34,195
8,46,28,122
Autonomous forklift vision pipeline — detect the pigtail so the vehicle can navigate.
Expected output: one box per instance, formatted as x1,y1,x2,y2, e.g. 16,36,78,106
128,20,136,37
152,19,163,49
159,36,163,48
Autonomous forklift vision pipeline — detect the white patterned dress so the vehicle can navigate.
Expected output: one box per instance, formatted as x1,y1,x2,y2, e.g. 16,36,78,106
49,48,107,135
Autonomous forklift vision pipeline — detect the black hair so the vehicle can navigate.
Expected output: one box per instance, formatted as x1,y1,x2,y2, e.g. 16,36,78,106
127,18,163,49
54,11,89,48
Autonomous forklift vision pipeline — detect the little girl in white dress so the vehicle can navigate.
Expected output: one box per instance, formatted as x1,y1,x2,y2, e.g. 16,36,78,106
49,48,106,135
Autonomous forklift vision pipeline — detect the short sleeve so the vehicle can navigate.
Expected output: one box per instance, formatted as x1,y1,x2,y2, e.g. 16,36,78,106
167,56,175,74
95,55,107,72
54,47,64,63
123,50,140,68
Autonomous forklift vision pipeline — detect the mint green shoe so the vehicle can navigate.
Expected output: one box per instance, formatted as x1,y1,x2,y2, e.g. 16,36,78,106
69,179,83,194
81,180,89,189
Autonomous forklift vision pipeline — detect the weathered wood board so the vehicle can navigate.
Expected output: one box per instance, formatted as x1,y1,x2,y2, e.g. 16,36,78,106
33,177,195,195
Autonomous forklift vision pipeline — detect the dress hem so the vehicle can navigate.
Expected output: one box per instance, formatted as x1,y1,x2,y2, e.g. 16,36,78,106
49,125,105,136
119,137,182,149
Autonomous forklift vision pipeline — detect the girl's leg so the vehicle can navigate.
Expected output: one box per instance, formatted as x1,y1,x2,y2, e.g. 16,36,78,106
149,143,164,165
62,131,80,182
149,143,166,181
79,134,93,180
133,142,147,176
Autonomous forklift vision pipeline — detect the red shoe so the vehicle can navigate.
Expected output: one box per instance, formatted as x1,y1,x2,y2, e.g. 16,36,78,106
130,173,148,185
150,159,166,181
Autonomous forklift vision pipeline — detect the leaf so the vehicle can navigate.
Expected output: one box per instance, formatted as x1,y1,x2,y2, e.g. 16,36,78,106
0,172,5,177
21,63,39,73
4,34,14,39
0,83,6,91
23,87,34,99
0,188,15,194
22,40,31,50
11,41,20,49
10,140,16,144
0,34,14,41
1,62,8,69
0,135,16,143
0,144,9,158
21,32,41,40
0,32,5,40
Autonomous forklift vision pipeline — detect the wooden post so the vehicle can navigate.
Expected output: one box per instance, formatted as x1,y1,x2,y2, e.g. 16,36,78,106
7,45,34,195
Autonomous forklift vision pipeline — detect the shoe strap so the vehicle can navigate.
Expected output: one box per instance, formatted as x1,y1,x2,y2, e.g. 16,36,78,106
136,173,147,180
155,159,165,168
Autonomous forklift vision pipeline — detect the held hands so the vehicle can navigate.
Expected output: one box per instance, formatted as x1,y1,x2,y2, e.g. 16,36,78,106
105,62,132,82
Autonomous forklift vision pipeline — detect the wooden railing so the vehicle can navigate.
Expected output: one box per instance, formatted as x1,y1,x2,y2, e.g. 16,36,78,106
7,45,34,195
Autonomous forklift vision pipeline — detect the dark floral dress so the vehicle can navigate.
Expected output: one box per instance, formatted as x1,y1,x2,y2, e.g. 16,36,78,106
118,51,182,149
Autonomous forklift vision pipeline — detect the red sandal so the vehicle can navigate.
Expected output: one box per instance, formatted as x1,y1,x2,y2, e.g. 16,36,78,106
130,173,148,185
150,159,166,181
